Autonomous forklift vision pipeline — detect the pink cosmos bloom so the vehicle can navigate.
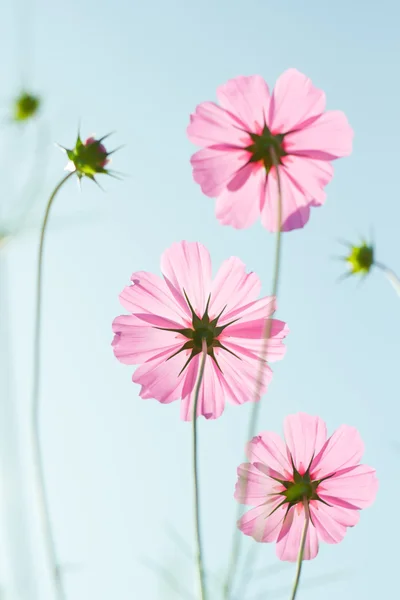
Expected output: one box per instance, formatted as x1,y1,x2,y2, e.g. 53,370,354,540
112,241,289,420
187,69,353,232
235,413,378,561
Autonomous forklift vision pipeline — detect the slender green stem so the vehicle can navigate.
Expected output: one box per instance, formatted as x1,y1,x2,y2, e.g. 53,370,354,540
223,150,283,599
375,261,400,297
192,339,208,600
290,500,310,600
32,171,74,600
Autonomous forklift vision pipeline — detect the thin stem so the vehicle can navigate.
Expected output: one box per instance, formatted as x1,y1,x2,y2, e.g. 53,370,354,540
32,171,74,600
290,500,310,600
375,261,400,297
224,149,283,599
192,339,208,600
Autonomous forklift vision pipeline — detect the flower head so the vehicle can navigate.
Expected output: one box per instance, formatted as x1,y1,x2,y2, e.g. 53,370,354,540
235,413,378,561
60,132,117,183
344,240,374,277
112,241,289,420
13,91,40,122
187,69,353,232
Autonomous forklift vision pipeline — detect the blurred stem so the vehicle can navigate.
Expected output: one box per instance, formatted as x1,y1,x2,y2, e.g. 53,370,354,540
290,500,310,600
15,0,35,87
223,149,283,599
32,171,74,600
192,339,208,600
375,261,400,297
14,120,51,232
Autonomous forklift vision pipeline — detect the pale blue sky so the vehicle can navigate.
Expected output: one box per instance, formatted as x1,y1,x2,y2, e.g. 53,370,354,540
1,1,400,599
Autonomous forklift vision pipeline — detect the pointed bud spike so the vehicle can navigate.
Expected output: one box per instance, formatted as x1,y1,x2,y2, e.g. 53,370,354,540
107,144,125,156
55,142,68,152
98,131,115,143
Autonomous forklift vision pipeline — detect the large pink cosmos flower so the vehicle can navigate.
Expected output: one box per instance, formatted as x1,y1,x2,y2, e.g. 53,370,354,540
235,413,378,561
112,241,289,420
187,69,353,232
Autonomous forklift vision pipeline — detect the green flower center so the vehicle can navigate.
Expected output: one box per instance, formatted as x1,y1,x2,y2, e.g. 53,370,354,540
275,464,326,510
156,291,240,375
192,325,216,350
283,479,316,504
246,125,287,172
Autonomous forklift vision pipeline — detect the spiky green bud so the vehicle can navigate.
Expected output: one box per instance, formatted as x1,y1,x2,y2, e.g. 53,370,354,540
58,132,122,185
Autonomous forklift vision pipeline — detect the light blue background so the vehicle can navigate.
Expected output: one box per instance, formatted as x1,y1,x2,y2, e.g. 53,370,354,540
1,1,399,599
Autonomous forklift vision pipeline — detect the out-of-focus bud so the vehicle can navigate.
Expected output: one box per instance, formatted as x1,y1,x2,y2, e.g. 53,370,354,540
13,92,40,122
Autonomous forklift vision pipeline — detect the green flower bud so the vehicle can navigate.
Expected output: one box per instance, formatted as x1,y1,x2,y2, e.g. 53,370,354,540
13,92,40,122
60,132,119,184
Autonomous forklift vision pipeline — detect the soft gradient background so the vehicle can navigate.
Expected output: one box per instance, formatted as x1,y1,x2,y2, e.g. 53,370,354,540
1,1,399,599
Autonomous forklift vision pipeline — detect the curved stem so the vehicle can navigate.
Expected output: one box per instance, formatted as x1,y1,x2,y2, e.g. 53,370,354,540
32,171,74,600
375,261,400,297
290,500,310,600
192,339,208,600
223,150,283,599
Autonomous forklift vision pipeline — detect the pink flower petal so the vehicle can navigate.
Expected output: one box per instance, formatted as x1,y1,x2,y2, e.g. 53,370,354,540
187,101,249,147
235,463,285,505
217,75,271,132
112,315,184,364
284,110,353,159
238,499,287,543
215,163,266,229
284,413,327,475
261,166,311,232
246,431,292,480
310,425,365,480
119,271,187,327
282,154,334,206
180,355,226,420
190,146,250,197
222,333,287,365
209,256,261,319
161,241,212,318
318,464,378,510
220,295,276,324
132,351,188,404
276,504,319,562
212,346,273,408
224,317,287,339
269,69,326,133
222,318,289,363
310,501,359,544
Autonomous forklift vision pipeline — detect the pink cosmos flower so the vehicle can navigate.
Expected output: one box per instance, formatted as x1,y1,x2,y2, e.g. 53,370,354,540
235,413,378,561
187,69,353,232
112,241,289,420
